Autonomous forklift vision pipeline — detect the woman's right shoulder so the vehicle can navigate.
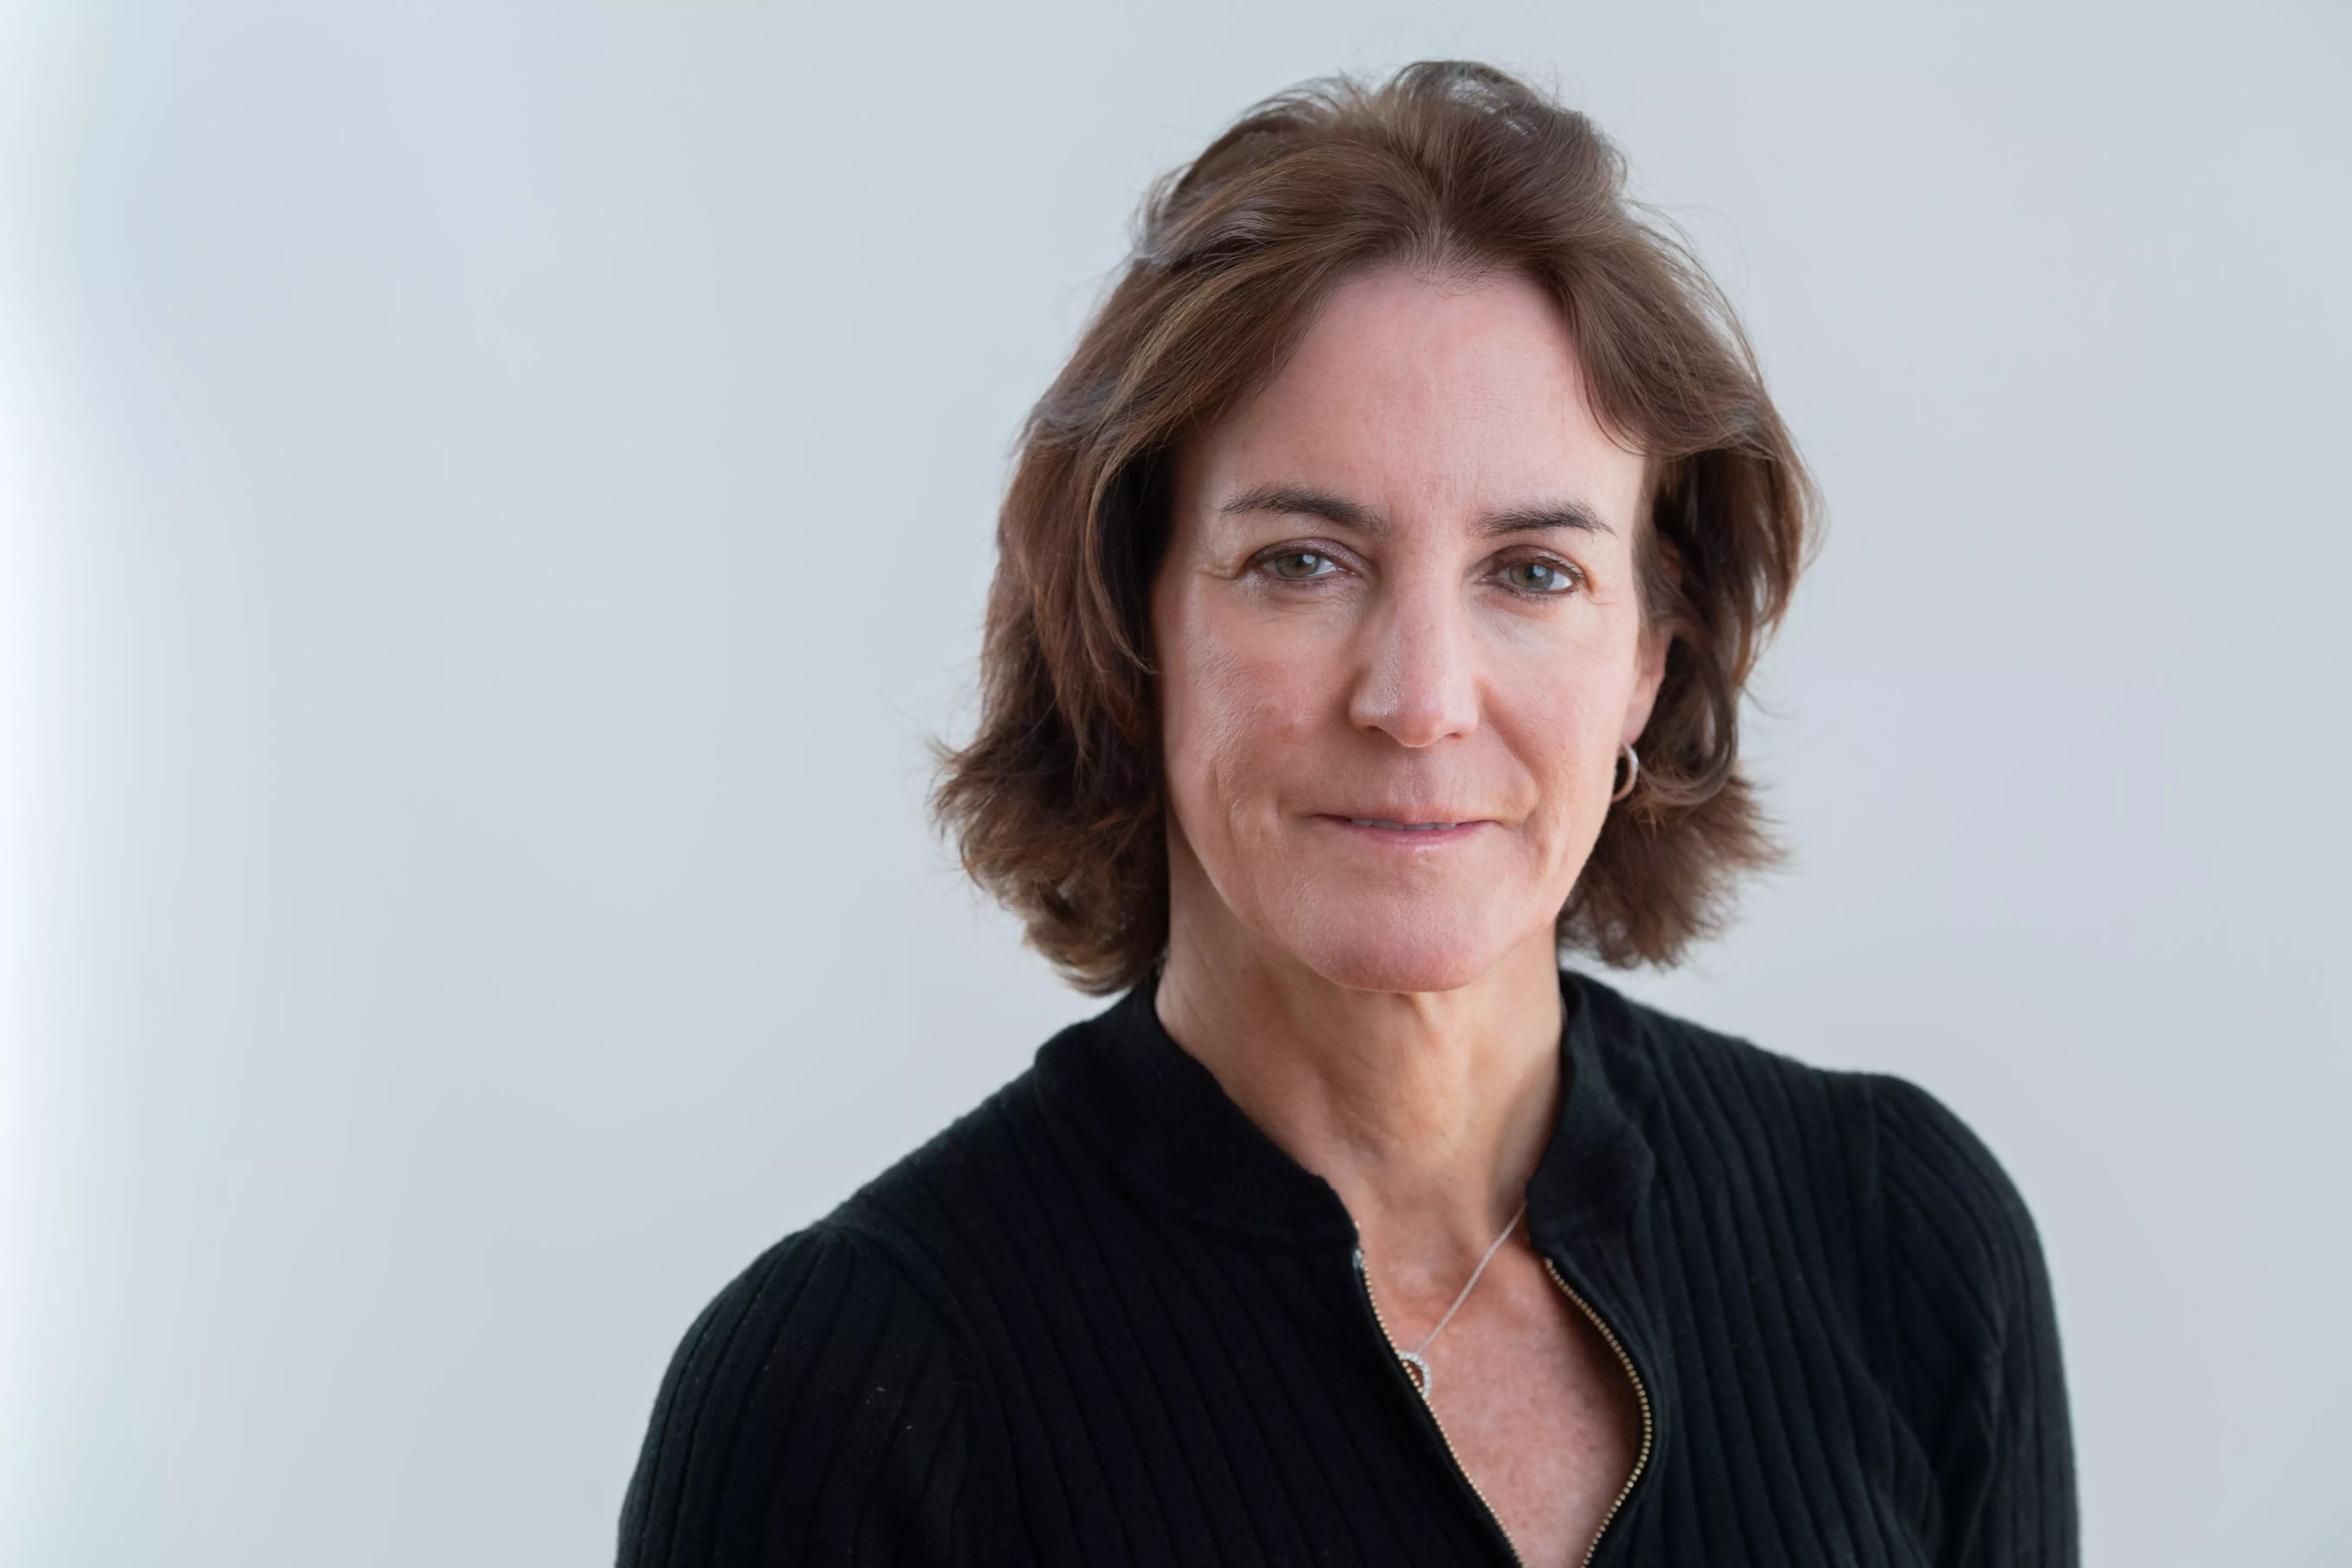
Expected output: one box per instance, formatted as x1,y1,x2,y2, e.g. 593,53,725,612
665,1061,1068,1395
616,1072,1068,1567
617,1225,987,1565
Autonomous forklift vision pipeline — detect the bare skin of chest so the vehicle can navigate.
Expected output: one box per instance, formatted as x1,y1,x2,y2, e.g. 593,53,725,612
1375,1243,1642,1567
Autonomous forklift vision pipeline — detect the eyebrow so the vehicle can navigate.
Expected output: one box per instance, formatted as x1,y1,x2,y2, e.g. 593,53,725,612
1219,484,1383,532
1218,483,1616,539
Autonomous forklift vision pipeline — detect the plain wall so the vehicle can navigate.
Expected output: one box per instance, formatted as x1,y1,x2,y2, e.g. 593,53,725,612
3,2,2347,1563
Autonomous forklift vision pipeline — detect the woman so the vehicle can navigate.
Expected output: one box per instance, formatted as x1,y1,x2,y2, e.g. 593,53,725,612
619,62,2073,1567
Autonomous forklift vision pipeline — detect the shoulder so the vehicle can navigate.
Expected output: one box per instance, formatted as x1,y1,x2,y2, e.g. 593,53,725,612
616,1069,1076,1568
619,1218,995,1566
673,1056,1075,1408
1571,983,2076,1557
1835,1070,2055,1375
1573,973,2049,1322
824,1054,1088,1293
1575,973,1836,1099
1572,972,1872,1175
1855,1071,2048,1299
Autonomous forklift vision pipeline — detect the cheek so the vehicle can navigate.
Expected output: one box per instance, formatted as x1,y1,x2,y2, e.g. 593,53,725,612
1160,603,1343,830
1488,633,1633,831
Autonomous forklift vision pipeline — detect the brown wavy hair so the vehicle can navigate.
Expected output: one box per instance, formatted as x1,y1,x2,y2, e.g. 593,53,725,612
935,61,1814,995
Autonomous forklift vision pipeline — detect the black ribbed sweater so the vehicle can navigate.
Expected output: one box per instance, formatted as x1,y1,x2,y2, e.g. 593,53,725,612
619,973,2074,1567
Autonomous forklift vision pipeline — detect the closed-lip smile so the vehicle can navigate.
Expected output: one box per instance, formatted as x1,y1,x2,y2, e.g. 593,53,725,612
1316,813,1491,840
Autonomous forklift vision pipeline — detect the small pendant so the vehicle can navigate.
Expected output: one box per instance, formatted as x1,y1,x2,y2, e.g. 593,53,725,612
1397,1349,1432,1399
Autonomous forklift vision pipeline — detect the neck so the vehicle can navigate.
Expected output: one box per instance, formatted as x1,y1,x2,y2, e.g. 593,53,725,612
1153,854,1565,1285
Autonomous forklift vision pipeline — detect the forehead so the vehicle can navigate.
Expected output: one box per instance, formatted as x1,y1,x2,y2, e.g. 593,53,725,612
1184,265,1643,523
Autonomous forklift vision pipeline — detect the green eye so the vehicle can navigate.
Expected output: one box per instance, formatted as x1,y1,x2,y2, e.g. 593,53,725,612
1267,550,1335,580
1504,560,1575,594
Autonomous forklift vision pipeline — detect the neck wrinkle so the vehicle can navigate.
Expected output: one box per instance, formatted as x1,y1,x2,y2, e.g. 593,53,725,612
1154,918,1566,1275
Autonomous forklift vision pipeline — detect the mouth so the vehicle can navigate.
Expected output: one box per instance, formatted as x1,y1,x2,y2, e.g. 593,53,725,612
1315,813,1490,843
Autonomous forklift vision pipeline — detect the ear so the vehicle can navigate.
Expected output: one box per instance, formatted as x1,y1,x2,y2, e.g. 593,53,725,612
1620,621,1670,748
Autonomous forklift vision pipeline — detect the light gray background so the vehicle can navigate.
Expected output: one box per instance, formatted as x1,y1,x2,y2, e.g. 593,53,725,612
3,2,2347,1564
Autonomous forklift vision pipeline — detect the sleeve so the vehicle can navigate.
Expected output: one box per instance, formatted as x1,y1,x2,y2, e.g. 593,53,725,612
1868,1075,2077,1568
617,1226,991,1568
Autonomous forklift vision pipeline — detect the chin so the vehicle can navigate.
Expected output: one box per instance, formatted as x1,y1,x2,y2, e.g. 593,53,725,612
1279,894,1531,996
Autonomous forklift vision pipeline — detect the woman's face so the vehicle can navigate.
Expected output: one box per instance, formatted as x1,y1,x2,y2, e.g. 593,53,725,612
1153,265,1663,994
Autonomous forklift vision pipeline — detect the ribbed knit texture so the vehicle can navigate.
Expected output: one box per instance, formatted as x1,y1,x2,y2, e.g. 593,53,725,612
619,974,2074,1567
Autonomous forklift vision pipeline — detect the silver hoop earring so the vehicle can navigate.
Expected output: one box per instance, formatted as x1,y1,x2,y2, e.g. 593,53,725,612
1610,744,1640,804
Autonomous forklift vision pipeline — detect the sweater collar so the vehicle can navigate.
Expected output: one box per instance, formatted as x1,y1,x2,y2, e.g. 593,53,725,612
1032,970,1657,1260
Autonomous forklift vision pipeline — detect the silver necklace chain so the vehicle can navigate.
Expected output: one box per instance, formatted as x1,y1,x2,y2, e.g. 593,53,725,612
1394,1199,1527,1399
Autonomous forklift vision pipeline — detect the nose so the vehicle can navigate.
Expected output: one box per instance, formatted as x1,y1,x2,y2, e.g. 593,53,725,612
1346,575,1480,748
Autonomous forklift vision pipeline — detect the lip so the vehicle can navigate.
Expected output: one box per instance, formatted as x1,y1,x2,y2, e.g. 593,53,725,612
1313,813,1492,846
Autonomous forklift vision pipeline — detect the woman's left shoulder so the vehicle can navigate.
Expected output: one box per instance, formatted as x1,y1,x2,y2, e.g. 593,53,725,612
1571,979,2077,1557
1574,974,2044,1258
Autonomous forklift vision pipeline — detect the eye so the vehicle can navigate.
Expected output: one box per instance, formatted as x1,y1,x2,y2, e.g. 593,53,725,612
1264,549,1339,581
1500,558,1579,595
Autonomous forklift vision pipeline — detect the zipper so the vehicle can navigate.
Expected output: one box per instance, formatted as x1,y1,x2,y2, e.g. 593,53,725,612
1350,1244,1656,1568
1355,1245,1526,1568
1542,1258,1654,1568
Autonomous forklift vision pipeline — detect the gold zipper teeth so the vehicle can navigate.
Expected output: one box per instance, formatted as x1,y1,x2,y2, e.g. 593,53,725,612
1356,1248,1655,1568
1544,1258,1655,1568
1356,1247,1526,1568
